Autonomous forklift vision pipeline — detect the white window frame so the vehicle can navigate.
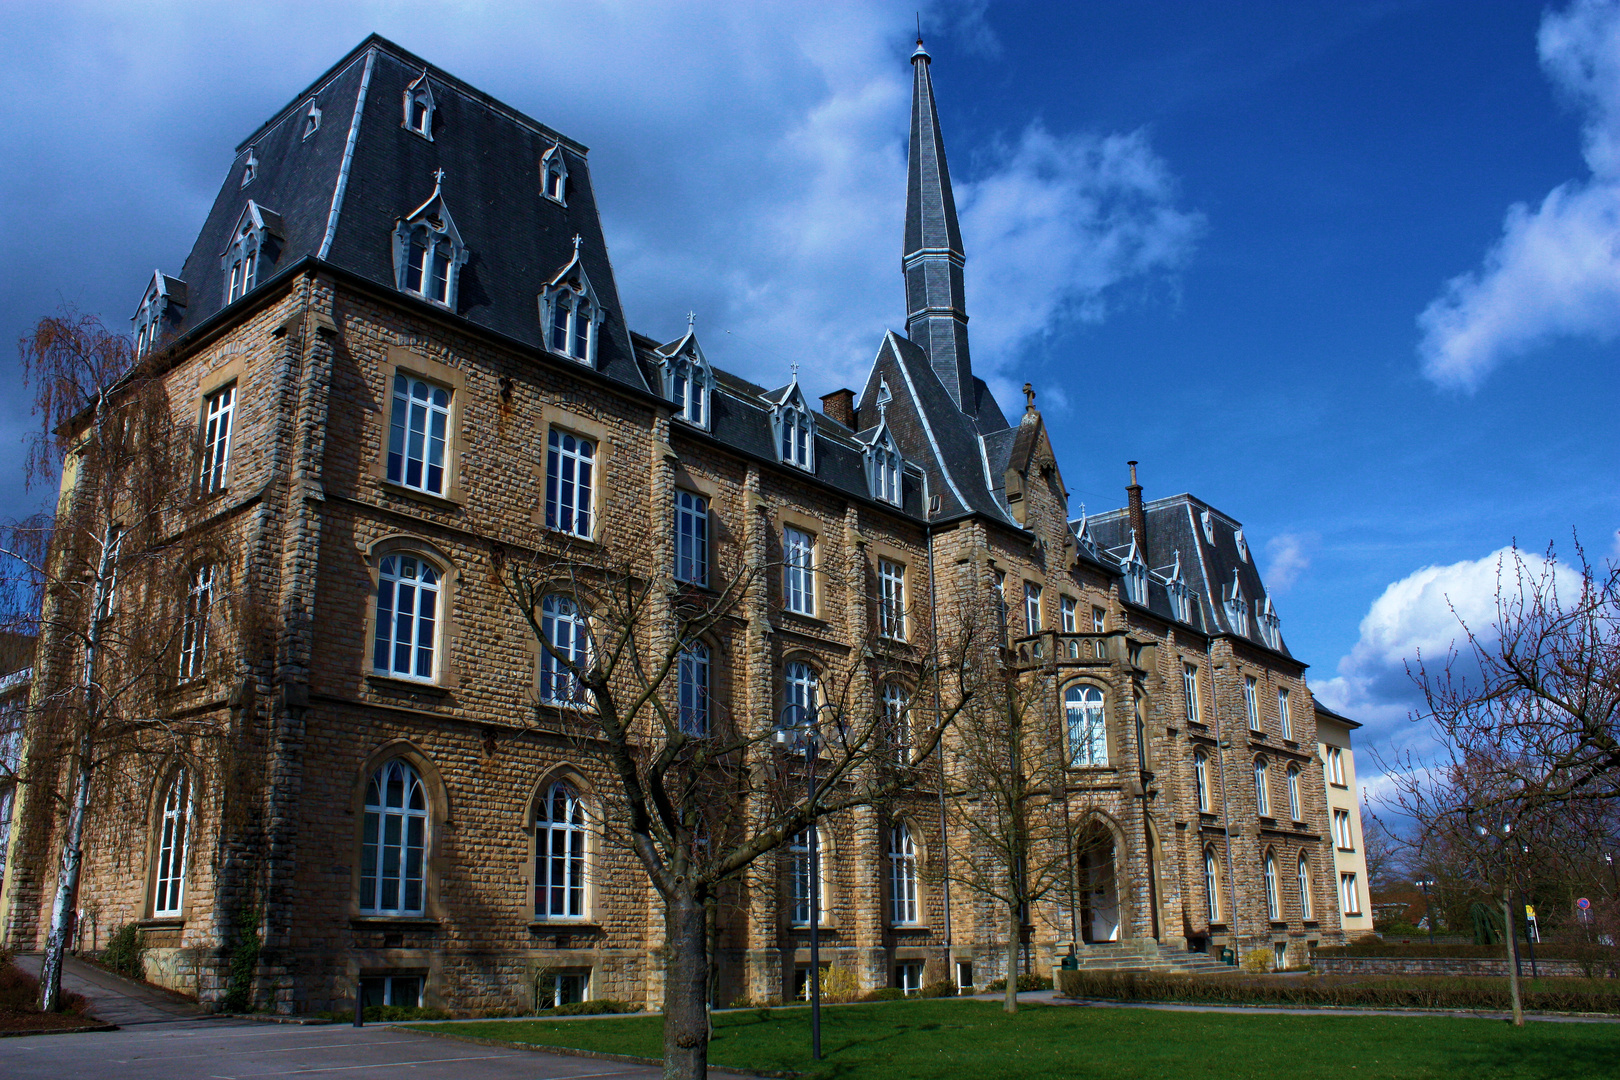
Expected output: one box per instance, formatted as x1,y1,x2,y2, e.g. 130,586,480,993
1194,750,1210,812
200,383,235,495
1065,684,1107,768
1024,582,1043,633
673,490,708,586
1326,746,1346,786
1278,687,1293,739
178,563,213,682
403,73,434,139
878,558,906,640
783,527,815,616
1204,847,1220,923
677,641,710,737
787,828,822,927
404,229,457,306
1340,872,1361,915
1334,808,1353,850
1287,766,1301,821
539,594,591,707
547,287,596,363
671,357,708,428
387,374,451,496
1264,850,1279,921
897,961,923,995
1254,758,1271,817
993,571,1007,633
302,102,321,141
1298,854,1313,920
373,554,441,682
888,823,919,926
152,768,190,917
779,405,814,470
1244,675,1260,731
865,427,903,505
882,681,910,766
1092,606,1107,634
783,661,817,728
535,782,588,920
361,760,428,916
545,428,596,539
541,144,568,205
1060,597,1077,633
1182,663,1200,724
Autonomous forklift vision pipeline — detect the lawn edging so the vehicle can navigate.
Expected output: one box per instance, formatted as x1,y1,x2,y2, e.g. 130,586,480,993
393,1022,801,1078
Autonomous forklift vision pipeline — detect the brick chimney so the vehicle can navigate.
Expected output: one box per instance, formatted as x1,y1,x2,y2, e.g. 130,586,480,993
1126,461,1149,564
820,388,856,429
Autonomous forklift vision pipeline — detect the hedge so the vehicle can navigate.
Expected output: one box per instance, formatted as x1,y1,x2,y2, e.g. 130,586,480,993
1316,941,1616,963
1056,969,1620,1014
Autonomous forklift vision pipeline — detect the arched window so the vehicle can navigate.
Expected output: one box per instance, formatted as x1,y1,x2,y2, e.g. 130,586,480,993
771,383,815,472
152,768,190,917
540,595,590,706
373,554,440,681
1064,685,1107,767
787,827,822,926
1194,750,1210,812
403,71,434,138
863,424,903,505
392,182,467,310
361,760,427,916
1253,757,1271,817
178,563,214,682
1297,852,1313,920
677,641,710,737
1286,765,1301,821
882,681,910,766
888,823,918,925
540,143,568,204
782,661,817,729
672,357,708,427
549,288,595,361
1203,846,1220,923
1264,848,1280,921
535,782,588,920
387,374,451,495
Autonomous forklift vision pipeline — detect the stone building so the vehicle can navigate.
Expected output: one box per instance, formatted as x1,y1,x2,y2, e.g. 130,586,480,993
0,34,1364,1013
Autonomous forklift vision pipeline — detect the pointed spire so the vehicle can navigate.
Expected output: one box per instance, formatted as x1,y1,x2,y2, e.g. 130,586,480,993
904,38,974,411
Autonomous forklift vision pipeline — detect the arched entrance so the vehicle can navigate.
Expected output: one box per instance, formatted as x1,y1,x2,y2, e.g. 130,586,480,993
1076,824,1120,943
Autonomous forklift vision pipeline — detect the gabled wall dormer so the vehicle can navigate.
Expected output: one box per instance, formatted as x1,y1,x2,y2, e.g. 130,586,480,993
539,238,604,365
132,270,187,359
1256,594,1281,650
863,412,904,505
404,70,436,139
1118,535,1148,606
391,171,469,311
1073,507,1101,561
1223,570,1249,636
1162,549,1195,624
770,380,816,472
221,200,284,305
655,322,713,428
540,142,568,205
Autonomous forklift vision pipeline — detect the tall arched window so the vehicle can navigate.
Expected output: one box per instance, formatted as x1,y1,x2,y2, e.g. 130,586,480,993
1203,846,1220,923
1194,750,1210,812
1297,852,1313,920
361,760,428,916
1253,757,1271,817
373,554,440,682
782,661,817,729
540,595,590,706
882,682,910,766
677,641,710,737
152,768,191,917
1286,765,1301,821
787,828,822,926
535,782,588,920
1264,848,1280,921
1064,685,1107,767
888,823,918,925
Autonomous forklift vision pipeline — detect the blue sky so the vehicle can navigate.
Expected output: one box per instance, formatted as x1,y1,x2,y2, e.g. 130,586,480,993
1,1,1616,796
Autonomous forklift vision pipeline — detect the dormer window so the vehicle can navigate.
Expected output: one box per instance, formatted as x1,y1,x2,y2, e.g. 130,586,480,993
540,238,604,366
1256,596,1281,650
302,102,321,141
1224,572,1250,636
404,71,435,139
1235,529,1249,562
392,172,468,311
1163,551,1193,623
771,382,815,472
131,271,185,359
657,324,712,428
864,420,903,505
1200,508,1215,544
221,201,283,305
1120,538,1148,606
241,150,257,188
541,143,568,205
1073,507,1100,561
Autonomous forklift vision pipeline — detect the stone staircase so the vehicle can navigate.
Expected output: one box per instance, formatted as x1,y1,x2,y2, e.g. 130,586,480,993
1058,940,1231,978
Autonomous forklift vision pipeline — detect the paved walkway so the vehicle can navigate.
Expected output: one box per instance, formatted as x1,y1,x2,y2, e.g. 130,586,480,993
11,952,206,1027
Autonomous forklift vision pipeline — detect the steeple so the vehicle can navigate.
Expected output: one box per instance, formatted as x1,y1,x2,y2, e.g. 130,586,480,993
904,38,974,411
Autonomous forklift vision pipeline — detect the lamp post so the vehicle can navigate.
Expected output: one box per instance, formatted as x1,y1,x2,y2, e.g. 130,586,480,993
1471,817,1524,1027
1415,879,1437,946
776,702,832,1062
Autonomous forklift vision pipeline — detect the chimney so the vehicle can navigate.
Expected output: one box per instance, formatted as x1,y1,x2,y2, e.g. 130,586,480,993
820,388,856,429
1126,461,1149,564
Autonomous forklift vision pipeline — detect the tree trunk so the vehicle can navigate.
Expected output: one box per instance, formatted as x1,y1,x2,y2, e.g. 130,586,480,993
1004,900,1020,1014
39,730,94,1013
663,888,711,1079
1502,889,1523,1027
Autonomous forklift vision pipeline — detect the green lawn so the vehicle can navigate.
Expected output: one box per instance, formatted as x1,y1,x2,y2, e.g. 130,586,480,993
408,999,1620,1079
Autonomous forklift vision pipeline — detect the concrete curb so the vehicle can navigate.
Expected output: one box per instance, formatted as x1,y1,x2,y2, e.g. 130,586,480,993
0,1021,120,1037
392,1023,801,1078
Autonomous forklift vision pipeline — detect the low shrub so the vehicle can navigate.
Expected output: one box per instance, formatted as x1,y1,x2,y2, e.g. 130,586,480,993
985,973,1053,993
101,922,146,980
1241,948,1274,973
918,979,959,998
819,965,863,1004
862,987,906,1001
534,999,638,1017
726,995,782,1010
1316,941,1616,963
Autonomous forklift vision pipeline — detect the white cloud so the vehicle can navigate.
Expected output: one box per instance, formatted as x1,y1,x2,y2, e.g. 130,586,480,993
1262,531,1315,591
1417,0,1620,390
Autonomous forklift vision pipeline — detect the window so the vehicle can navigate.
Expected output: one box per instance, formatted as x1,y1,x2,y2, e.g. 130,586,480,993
1065,685,1107,767
536,782,588,920
538,971,589,1008
373,554,440,681
386,374,451,496
1333,809,1353,850
361,760,427,915
1204,847,1220,922
673,490,708,586
539,594,590,706
0,784,13,885
878,559,906,639
1224,573,1250,636
1274,941,1287,970
302,101,321,140
178,564,213,682
1278,687,1292,739
1325,745,1346,786
1264,850,1279,920
888,824,918,925
1254,758,1270,817
778,403,813,470
1060,597,1077,633
199,384,235,494
545,429,596,538
406,234,455,305
1298,853,1313,920
540,143,568,204
1092,606,1107,634
1024,582,1043,633
956,961,974,991
1194,750,1210,812
1244,676,1259,731
783,661,817,728
1287,766,1301,820
241,150,257,188
392,182,467,310
1182,663,1200,724
882,681,910,766
1122,539,1148,604
1258,596,1282,650
669,355,709,427
152,768,190,917
783,527,815,616
897,962,923,995
361,975,422,1009
864,425,903,505
993,571,1007,634
403,71,434,138
225,213,262,303
1340,872,1361,915
1167,569,1193,623
787,828,821,926
548,288,595,360
677,641,710,737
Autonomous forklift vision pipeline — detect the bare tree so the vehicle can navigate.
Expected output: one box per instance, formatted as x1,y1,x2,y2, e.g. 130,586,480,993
495,533,973,1080
1,310,229,1012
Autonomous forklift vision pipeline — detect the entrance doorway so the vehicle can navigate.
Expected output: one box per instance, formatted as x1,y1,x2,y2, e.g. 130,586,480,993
1076,825,1119,943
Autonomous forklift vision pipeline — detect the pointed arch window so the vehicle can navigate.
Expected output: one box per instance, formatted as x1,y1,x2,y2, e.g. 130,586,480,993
882,681,910,766
1203,846,1220,922
541,248,603,367
1264,849,1280,920
539,594,591,707
1297,852,1313,920
659,332,712,429
152,767,191,917
1194,749,1210,812
541,143,568,204
133,271,185,360
1287,766,1301,821
1257,596,1282,650
1278,687,1293,739
772,386,815,471
373,554,440,682
392,180,468,311
361,760,427,916
1065,684,1107,767
1254,757,1271,817
782,661,817,729
1224,572,1250,637
241,149,257,188
535,782,588,920
403,71,435,139
888,823,919,925
677,641,710,737
1120,540,1148,605
864,423,903,505
178,563,214,682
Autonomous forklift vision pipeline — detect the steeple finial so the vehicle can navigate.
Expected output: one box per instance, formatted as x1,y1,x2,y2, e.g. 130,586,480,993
687,310,696,330
571,233,584,253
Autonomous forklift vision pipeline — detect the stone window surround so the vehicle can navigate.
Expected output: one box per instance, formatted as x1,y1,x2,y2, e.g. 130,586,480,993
1061,677,1113,769
524,765,601,926
141,759,195,924
886,817,928,928
347,741,451,923
360,534,463,692
784,823,835,929
191,352,247,497
775,508,830,621
371,347,470,508
529,403,615,542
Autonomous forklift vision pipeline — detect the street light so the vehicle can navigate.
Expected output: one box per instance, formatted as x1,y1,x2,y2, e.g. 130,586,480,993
775,702,838,1063
1415,879,1437,946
